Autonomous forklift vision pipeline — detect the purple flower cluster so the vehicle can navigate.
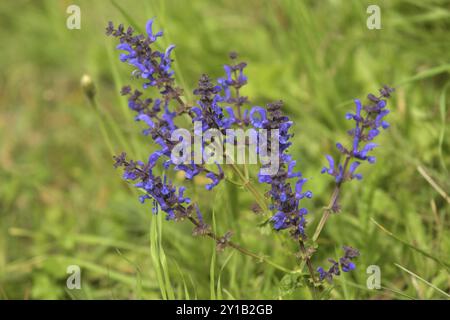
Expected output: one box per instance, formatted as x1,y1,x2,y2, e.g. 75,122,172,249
317,246,360,282
317,86,393,281
192,74,237,131
249,101,312,239
321,86,394,183
113,152,191,220
106,20,175,89
218,53,248,119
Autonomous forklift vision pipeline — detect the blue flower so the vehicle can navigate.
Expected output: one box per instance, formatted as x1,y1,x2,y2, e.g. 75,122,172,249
321,155,345,183
192,74,237,132
317,246,359,282
321,155,335,175
317,267,328,281
348,161,362,180
108,19,176,89
353,142,378,163
113,153,192,220
295,178,312,200
221,61,247,89
249,107,268,129
271,212,288,230
145,18,163,42
205,163,224,190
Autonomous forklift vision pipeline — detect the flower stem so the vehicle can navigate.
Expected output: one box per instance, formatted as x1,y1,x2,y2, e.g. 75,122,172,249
312,156,350,242
187,216,297,274
229,163,269,214
299,240,317,284
312,187,339,242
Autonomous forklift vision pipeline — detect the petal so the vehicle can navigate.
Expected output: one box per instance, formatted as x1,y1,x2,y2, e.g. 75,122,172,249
325,155,335,173
336,142,346,153
295,178,307,194
145,18,155,38
361,143,378,155
164,44,176,60
135,114,155,128
349,161,360,174
367,129,379,140
223,65,232,82
354,99,362,117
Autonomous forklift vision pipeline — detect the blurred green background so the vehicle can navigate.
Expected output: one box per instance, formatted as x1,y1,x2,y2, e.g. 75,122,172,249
0,0,449,299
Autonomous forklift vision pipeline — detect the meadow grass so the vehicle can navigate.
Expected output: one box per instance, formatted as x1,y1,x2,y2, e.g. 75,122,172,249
0,0,449,299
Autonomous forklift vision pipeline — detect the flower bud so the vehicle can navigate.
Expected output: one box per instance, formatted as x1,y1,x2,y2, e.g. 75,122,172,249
80,74,96,100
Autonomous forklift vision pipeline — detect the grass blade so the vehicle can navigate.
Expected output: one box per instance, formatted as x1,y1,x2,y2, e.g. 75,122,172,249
417,165,450,205
394,263,450,299
217,251,235,300
157,212,175,299
150,214,167,299
371,218,450,270
210,209,217,300
111,0,143,33
438,82,449,173
395,64,450,86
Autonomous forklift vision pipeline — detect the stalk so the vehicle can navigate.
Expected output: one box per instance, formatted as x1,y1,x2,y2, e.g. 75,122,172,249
312,156,349,242
187,216,298,274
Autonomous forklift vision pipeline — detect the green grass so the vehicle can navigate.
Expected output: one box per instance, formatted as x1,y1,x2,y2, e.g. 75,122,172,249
0,0,449,299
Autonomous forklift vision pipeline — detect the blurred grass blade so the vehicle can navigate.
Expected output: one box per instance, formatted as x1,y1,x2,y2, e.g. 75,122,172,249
173,260,190,299
9,228,151,255
381,286,416,300
371,219,450,270
150,214,168,299
342,280,416,300
56,256,158,291
395,64,450,86
115,249,143,298
217,251,234,300
394,263,450,299
438,82,449,173
222,288,236,300
210,209,217,300
157,212,175,299
111,0,143,33
417,165,450,204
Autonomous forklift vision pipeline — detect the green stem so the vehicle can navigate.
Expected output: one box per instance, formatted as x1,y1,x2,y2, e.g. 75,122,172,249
299,240,317,284
89,97,116,156
312,187,339,242
312,156,350,242
187,217,299,274
229,163,269,214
